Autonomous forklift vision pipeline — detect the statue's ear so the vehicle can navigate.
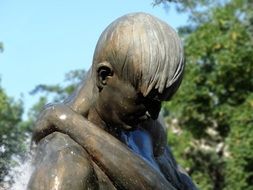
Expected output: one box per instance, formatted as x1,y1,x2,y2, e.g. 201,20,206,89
96,62,113,90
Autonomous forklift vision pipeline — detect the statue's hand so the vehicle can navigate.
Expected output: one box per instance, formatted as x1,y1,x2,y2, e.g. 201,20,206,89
32,103,72,143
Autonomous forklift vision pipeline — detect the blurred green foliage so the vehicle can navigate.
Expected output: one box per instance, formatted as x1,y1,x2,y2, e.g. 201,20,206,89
0,42,3,52
0,84,26,184
157,0,253,189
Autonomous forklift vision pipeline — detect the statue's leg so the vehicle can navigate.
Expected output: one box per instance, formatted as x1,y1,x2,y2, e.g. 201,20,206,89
27,132,98,190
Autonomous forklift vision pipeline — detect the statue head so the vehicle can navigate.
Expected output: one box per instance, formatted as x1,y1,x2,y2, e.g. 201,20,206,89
92,12,184,101
90,12,184,129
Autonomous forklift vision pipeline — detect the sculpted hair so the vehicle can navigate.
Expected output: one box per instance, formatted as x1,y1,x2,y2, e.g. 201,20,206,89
92,12,184,97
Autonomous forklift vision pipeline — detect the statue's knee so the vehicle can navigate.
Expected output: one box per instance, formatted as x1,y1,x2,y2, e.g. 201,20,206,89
56,144,96,177
30,132,98,190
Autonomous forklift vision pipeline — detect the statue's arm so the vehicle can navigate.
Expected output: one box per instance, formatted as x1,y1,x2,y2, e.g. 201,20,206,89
147,120,198,190
33,103,176,190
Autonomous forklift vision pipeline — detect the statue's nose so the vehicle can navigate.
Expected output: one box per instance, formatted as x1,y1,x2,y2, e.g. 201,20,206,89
136,92,162,120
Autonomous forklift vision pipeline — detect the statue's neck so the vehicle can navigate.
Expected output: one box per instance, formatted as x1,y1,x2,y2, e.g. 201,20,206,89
86,105,107,130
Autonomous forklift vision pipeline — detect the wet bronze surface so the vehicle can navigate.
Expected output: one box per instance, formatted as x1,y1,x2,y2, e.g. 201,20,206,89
28,13,197,190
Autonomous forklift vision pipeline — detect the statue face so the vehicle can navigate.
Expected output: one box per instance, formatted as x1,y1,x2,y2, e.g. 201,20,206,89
96,64,161,130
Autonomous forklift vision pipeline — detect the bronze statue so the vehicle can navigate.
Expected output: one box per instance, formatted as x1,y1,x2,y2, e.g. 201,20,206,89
28,12,197,190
